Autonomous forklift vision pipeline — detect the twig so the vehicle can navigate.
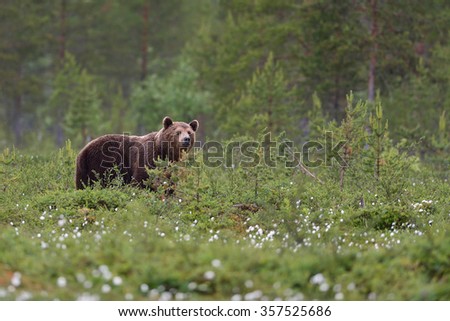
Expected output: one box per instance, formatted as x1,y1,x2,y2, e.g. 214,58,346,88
283,142,324,184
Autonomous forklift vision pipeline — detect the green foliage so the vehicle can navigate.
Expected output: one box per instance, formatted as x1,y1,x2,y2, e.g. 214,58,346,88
306,92,328,140
1,0,450,302
0,0,50,145
49,54,102,146
368,97,389,179
1,0,450,152
0,147,16,166
0,145,449,300
107,86,129,134
387,59,442,141
385,51,449,176
186,0,303,131
351,204,415,231
220,53,297,138
131,57,211,133
428,110,450,176
34,188,131,212
64,69,102,144
362,101,421,202
303,92,426,211
311,92,368,190
295,0,366,114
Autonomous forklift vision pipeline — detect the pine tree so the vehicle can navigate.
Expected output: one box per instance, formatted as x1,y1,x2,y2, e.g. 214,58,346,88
49,54,81,146
221,52,296,138
50,54,101,146
295,1,366,116
108,86,128,134
131,57,211,134
64,69,101,145
0,0,49,145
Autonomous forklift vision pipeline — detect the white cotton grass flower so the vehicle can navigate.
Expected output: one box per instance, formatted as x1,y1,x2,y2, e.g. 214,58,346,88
101,284,111,293
231,294,242,301
76,273,86,283
11,272,22,287
211,259,222,268
347,282,356,291
310,273,325,285
204,271,215,280
319,282,330,292
187,282,197,291
83,280,93,289
16,291,33,301
112,276,123,286
0,288,7,298
77,293,100,301
244,290,263,300
57,276,67,288
175,292,187,300
140,283,149,293
335,292,344,300
159,291,173,301
98,265,112,280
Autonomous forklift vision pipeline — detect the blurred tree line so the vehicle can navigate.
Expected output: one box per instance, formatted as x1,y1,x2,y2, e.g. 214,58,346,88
0,0,449,163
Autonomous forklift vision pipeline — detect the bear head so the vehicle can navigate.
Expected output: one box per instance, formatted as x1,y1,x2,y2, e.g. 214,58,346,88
157,116,199,160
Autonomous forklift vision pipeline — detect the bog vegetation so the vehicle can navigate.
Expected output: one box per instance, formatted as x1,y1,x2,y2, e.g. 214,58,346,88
0,0,449,300
1,97,449,300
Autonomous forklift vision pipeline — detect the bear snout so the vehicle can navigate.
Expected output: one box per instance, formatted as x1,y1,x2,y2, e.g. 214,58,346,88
181,136,191,147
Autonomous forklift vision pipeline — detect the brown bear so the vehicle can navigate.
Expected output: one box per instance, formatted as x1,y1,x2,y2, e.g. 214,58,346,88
75,116,199,189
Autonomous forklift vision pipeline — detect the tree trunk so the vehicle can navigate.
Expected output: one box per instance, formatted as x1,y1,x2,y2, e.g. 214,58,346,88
140,2,150,81
368,0,378,103
54,0,67,147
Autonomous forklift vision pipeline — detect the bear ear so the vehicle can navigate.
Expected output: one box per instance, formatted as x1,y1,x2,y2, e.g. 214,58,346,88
163,116,173,129
189,120,199,132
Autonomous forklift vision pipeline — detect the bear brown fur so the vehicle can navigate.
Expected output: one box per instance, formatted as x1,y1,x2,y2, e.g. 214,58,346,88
75,116,198,189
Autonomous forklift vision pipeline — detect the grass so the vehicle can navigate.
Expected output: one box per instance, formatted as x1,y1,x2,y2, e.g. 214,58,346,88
0,143,448,301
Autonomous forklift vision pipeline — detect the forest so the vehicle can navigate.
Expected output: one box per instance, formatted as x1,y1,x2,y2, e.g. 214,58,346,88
0,0,449,153
0,0,449,301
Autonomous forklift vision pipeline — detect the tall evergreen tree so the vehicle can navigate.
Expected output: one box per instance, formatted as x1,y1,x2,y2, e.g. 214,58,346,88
65,69,101,145
220,52,296,138
50,54,101,147
131,57,211,137
0,0,49,145
294,0,366,115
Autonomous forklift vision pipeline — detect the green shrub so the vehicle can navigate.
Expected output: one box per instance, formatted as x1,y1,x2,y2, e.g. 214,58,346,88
351,204,415,230
34,188,132,211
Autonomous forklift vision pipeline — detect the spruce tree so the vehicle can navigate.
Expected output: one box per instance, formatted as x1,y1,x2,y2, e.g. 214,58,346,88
131,57,211,134
64,69,101,145
50,54,101,146
221,52,296,138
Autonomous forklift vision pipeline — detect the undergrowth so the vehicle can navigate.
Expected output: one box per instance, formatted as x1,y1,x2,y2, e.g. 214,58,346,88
0,99,448,300
0,140,448,301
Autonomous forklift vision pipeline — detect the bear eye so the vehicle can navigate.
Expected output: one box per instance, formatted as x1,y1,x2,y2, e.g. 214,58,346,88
188,131,192,135
176,131,181,135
